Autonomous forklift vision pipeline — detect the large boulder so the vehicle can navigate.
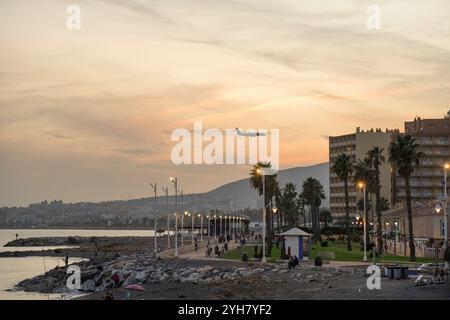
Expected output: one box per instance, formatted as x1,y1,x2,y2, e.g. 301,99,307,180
134,271,148,283
81,279,97,292
181,272,200,283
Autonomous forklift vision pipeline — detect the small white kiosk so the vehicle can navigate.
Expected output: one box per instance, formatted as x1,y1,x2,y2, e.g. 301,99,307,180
280,228,312,261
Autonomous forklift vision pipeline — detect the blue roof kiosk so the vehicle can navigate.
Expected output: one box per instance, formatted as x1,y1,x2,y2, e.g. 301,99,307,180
280,228,312,261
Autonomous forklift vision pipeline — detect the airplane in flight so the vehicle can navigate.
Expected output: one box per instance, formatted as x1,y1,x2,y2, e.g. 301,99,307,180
235,128,267,137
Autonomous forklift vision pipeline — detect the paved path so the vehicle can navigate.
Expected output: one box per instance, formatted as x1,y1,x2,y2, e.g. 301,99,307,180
178,240,241,261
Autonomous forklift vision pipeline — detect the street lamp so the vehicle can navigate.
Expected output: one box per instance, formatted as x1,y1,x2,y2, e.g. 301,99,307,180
357,181,368,262
219,215,223,237
442,163,449,249
182,211,188,247
394,219,399,255
174,213,178,256
154,216,158,253
199,214,203,242
206,215,210,238
167,214,171,249
385,220,389,256
213,214,217,239
224,215,227,238
191,212,194,244
170,177,178,207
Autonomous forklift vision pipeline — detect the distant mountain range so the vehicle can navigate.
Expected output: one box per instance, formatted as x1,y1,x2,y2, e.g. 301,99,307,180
109,162,329,212
1,163,330,228
206,162,329,210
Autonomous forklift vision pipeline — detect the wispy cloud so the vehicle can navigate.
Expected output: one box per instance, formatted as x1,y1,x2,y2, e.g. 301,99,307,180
1,0,450,205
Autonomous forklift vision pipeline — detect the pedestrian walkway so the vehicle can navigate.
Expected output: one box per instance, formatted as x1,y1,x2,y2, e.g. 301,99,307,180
178,240,241,261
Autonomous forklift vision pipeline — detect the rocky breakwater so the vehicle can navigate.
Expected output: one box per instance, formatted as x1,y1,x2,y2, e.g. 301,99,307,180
5,237,83,247
14,252,273,296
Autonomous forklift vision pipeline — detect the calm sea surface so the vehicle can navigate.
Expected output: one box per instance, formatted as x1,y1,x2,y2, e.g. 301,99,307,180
0,229,155,300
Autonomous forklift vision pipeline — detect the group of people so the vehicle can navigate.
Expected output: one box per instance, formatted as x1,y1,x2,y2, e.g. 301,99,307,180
205,240,228,257
288,255,300,269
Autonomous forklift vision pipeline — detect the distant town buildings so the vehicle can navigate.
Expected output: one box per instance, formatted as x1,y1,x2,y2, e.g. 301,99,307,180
329,128,394,219
395,117,450,204
329,115,450,223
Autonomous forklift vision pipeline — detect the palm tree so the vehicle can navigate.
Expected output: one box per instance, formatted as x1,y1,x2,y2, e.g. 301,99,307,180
319,208,332,228
278,183,298,228
354,158,373,250
388,135,423,261
331,153,354,251
296,194,307,227
367,147,386,254
301,177,325,242
249,162,279,256
380,197,390,212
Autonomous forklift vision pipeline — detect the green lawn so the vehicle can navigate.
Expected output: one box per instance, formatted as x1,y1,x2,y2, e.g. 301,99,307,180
224,242,440,264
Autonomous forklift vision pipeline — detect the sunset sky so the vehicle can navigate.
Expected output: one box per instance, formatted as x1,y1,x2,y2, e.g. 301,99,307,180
1,0,450,206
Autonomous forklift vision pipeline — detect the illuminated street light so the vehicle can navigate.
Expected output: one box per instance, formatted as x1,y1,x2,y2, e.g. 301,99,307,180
357,181,367,262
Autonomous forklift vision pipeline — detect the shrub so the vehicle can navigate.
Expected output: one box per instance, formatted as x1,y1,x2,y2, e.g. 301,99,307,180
320,241,328,247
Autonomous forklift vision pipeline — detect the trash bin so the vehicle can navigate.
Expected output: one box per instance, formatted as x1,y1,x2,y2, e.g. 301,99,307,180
401,267,409,279
242,253,248,262
393,267,402,280
314,257,322,267
384,267,395,279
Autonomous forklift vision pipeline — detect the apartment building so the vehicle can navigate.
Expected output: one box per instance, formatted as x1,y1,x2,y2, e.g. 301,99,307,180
329,128,396,219
393,117,450,205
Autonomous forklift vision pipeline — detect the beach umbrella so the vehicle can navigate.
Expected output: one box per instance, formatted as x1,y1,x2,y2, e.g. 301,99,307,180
124,284,145,292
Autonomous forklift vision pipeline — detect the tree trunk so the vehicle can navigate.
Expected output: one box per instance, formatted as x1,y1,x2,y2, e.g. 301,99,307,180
312,205,320,243
364,188,370,250
405,176,416,261
344,179,352,251
303,209,307,227
375,161,383,255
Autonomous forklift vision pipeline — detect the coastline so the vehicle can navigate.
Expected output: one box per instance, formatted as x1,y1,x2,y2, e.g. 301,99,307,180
3,236,450,300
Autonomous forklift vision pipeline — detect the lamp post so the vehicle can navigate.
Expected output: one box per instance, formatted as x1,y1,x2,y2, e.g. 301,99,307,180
190,212,194,244
358,181,368,262
272,207,278,233
232,215,235,239
150,183,157,209
394,219,399,256
444,163,449,249
199,214,203,242
174,213,178,256
385,220,390,257
207,215,210,238
435,199,448,250
219,215,223,237
154,216,158,252
214,215,217,239
170,177,178,207
182,211,188,248
167,214,170,249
